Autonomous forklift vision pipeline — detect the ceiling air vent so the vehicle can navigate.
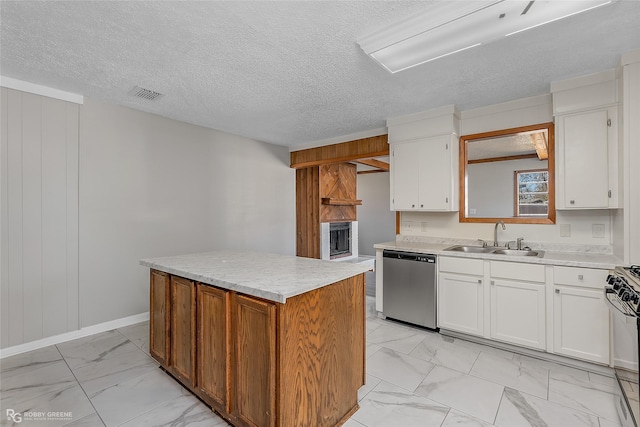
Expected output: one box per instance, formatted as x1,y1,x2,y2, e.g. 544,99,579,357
129,86,164,101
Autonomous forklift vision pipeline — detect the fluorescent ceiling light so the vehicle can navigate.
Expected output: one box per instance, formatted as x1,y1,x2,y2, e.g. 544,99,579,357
358,0,614,73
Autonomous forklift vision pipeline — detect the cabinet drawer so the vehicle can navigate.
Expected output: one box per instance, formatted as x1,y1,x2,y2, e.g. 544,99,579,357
490,261,545,283
439,256,483,276
553,266,608,289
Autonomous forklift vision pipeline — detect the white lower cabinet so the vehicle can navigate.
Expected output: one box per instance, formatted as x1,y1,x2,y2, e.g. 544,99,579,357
489,261,546,350
438,257,484,337
490,279,546,350
552,266,610,364
439,272,484,337
437,257,610,365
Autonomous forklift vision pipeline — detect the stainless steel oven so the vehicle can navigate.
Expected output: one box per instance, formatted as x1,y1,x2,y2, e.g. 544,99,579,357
605,266,640,427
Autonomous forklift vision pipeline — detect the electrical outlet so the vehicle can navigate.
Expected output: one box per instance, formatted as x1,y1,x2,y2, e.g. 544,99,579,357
421,222,428,232
469,208,477,215
401,221,413,231
559,224,571,237
592,224,605,238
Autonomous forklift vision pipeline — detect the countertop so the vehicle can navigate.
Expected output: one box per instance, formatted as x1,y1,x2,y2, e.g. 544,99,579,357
373,240,623,270
140,250,371,303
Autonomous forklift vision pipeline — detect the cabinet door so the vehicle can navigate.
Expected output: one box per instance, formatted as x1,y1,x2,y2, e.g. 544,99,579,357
169,275,196,387
234,294,276,427
438,273,484,336
490,279,546,350
553,286,610,364
149,270,170,365
196,284,230,413
559,108,611,208
391,141,420,210
419,135,455,211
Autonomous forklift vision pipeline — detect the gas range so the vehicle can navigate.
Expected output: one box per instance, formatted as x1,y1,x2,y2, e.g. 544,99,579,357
606,266,640,317
606,265,640,427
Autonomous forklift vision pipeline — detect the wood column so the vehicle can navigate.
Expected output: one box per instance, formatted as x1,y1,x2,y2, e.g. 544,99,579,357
295,167,320,258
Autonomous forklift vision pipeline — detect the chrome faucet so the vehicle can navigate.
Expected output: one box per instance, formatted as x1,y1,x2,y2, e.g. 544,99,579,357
494,220,506,246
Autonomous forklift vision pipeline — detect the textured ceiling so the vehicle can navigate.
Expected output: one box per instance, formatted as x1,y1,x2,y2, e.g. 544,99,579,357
1,1,639,148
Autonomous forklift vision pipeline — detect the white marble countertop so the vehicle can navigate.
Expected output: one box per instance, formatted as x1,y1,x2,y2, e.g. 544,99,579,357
140,250,371,303
333,255,376,270
373,240,623,270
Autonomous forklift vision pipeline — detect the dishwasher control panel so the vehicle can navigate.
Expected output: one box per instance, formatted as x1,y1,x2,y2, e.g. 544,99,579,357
383,250,435,263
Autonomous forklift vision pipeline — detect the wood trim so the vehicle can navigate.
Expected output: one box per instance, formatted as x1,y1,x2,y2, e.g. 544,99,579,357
459,122,556,224
459,136,467,222
290,135,388,168
357,169,387,175
461,123,554,141
468,153,539,164
396,211,400,235
321,198,362,206
353,158,389,171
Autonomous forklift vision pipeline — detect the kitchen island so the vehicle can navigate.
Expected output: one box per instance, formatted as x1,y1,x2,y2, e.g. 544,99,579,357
140,251,370,427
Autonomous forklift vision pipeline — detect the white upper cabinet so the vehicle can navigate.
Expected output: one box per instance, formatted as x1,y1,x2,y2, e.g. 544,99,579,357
391,135,457,211
552,70,621,209
388,106,459,212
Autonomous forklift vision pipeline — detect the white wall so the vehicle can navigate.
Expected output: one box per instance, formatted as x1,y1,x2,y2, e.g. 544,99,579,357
400,210,612,246
1,88,79,348
399,94,614,246
357,172,396,255
1,89,295,349
79,98,295,327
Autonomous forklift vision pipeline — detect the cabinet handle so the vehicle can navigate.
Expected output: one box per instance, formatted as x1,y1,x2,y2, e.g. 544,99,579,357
570,200,575,205
412,204,415,208
445,197,449,203
578,275,584,280
420,204,424,208
491,280,495,286
478,279,482,284
608,190,612,198
607,118,612,127
555,289,560,294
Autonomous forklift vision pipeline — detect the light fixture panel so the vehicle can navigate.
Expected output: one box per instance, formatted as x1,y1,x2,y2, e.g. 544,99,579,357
358,0,614,73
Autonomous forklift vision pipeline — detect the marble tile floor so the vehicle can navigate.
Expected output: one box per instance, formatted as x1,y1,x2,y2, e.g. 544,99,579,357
0,299,623,427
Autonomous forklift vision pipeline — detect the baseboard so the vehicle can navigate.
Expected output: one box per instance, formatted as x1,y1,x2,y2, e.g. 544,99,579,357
0,312,150,359
440,328,615,376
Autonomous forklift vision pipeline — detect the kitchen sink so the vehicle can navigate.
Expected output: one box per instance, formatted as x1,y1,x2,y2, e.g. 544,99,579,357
444,245,494,253
492,249,543,257
444,245,544,258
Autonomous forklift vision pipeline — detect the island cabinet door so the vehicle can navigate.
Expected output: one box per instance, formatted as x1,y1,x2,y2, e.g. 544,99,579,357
196,284,231,414
232,294,276,427
169,275,196,388
150,270,170,366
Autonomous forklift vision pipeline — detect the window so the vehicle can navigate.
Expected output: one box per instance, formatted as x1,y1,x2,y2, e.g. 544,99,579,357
515,169,548,217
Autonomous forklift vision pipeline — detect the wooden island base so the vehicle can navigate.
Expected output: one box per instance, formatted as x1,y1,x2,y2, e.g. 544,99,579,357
150,269,366,427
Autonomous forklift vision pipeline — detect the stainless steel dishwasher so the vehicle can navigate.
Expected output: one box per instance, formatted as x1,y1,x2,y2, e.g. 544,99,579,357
383,250,437,330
